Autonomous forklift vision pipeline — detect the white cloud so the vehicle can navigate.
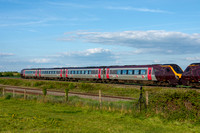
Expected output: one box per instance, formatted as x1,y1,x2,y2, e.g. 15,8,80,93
58,48,115,66
106,6,171,13
47,2,90,9
153,60,161,63
85,48,110,55
185,57,200,61
62,48,111,56
30,58,51,63
62,30,200,55
0,53,14,56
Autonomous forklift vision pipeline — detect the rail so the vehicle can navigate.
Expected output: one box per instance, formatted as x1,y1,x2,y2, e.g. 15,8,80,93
0,84,136,101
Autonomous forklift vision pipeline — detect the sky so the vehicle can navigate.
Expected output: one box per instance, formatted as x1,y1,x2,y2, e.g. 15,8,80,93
1,0,200,72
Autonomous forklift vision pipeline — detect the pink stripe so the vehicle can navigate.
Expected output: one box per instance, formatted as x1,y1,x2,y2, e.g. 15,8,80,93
39,70,41,77
66,69,68,78
106,68,109,79
98,69,101,79
60,69,62,78
147,68,152,80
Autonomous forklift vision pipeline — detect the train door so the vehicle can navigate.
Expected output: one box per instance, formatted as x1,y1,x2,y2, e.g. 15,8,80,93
98,69,101,79
60,69,63,78
39,69,41,78
106,68,110,79
65,69,68,78
35,70,37,77
147,68,152,80
23,70,25,77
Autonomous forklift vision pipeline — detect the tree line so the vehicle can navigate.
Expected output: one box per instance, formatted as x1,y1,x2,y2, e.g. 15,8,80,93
0,72,20,77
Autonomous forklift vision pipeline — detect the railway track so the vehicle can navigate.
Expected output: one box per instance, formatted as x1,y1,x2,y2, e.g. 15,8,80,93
0,77,196,90
0,84,136,101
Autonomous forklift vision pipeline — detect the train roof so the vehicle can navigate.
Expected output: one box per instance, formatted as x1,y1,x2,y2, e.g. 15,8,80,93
22,64,164,70
190,63,200,65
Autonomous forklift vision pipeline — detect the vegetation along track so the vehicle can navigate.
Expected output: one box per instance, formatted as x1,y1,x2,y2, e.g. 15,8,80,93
0,77,197,90
0,84,135,101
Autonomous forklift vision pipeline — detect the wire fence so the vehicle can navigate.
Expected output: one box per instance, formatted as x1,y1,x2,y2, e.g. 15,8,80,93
0,85,149,113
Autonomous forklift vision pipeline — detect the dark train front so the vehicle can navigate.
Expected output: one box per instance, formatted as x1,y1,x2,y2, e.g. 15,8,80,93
153,64,183,85
181,63,200,87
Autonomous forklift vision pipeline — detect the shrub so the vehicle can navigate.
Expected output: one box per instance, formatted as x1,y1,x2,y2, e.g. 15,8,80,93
5,94,11,100
68,83,75,90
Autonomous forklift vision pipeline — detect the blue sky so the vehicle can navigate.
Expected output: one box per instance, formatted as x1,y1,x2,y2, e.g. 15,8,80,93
1,0,200,71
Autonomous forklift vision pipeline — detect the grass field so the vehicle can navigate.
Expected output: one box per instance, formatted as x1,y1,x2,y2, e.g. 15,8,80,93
0,98,200,133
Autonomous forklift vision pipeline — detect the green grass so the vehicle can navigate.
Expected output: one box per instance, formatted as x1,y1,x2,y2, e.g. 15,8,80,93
0,78,141,98
0,98,200,133
1,78,200,123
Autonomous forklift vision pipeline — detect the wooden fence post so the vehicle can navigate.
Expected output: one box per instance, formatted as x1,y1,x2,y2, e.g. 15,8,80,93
146,91,149,106
99,90,102,109
43,88,47,102
121,104,124,114
13,88,15,98
2,87,5,96
24,89,27,100
65,88,69,103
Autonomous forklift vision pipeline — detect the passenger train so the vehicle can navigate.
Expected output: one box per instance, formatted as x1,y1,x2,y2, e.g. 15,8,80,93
20,63,200,87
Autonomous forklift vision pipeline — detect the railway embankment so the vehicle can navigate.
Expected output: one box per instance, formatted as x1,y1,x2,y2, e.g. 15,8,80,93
0,77,200,122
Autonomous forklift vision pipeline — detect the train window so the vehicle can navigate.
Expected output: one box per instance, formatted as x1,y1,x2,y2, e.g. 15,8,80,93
85,71,88,74
141,70,147,75
110,70,117,74
117,70,121,75
185,67,190,72
91,70,95,74
128,70,133,75
122,70,128,75
172,65,183,74
89,70,92,74
148,70,151,75
134,70,139,75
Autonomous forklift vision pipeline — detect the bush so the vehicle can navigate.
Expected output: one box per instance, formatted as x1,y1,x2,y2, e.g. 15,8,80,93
68,83,75,90
5,94,11,100
149,90,200,121
4,72,14,77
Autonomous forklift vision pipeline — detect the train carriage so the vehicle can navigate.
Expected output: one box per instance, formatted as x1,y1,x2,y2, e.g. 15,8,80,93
21,64,184,86
104,65,157,84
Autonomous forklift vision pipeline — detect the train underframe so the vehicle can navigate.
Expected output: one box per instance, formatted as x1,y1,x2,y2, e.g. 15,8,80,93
22,76,178,87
